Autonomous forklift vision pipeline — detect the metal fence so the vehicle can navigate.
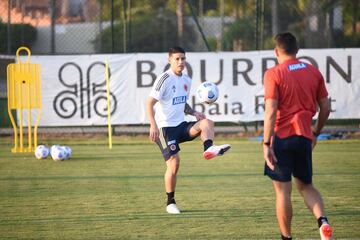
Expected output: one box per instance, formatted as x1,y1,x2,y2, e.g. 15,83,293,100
0,0,359,55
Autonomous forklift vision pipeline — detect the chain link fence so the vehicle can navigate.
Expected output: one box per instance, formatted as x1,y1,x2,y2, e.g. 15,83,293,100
0,0,359,55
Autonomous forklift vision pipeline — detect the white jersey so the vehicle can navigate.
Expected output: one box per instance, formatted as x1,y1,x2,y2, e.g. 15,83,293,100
149,69,192,128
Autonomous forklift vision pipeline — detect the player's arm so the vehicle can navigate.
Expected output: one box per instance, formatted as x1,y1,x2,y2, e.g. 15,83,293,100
263,70,278,170
263,99,277,142
263,98,278,170
146,97,159,142
311,97,330,149
184,103,205,120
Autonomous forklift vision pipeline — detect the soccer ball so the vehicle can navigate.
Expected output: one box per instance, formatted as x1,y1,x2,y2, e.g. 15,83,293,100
50,145,66,161
35,145,49,159
196,82,219,104
61,146,72,159
50,144,59,155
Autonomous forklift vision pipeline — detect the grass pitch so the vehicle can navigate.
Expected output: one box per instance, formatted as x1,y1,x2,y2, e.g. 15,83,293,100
0,136,359,239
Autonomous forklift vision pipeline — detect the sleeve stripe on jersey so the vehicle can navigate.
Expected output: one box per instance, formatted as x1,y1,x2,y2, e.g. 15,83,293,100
155,73,170,91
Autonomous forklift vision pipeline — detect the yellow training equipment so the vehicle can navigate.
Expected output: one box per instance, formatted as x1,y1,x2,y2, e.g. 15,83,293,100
7,47,42,153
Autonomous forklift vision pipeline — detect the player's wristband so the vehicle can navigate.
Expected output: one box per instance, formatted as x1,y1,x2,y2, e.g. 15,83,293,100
263,141,271,146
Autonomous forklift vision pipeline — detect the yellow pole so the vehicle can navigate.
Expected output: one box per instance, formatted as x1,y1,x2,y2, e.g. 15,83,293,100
34,65,42,149
19,99,23,152
16,47,31,153
7,64,18,152
105,60,112,149
18,65,23,152
27,64,32,152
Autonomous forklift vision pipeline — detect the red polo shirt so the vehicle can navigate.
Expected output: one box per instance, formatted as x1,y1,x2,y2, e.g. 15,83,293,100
264,58,328,140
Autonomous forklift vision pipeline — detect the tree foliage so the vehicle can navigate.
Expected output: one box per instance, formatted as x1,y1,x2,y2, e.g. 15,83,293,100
0,22,37,54
97,2,198,52
96,0,359,52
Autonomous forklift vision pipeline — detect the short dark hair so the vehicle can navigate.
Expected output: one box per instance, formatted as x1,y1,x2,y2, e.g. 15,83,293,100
168,46,185,56
274,32,298,55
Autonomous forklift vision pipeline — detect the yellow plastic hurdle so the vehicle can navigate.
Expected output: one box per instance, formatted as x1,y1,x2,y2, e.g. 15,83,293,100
7,47,42,153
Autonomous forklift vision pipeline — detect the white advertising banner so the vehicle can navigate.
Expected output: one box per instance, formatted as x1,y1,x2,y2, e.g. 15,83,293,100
25,49,359,126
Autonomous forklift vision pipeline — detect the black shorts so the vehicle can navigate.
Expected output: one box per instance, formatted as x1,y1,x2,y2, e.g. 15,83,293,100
156,121,198,161
264,135,313,184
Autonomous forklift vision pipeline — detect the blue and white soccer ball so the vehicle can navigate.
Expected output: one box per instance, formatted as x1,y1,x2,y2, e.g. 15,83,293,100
61,146,72,160
50,145,60,155
196,82,219,104
50,145,66,161
35,145,50,159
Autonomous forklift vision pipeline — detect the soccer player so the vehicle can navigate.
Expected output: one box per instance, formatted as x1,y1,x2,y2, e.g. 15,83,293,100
263,33,333,240
146,46,231,214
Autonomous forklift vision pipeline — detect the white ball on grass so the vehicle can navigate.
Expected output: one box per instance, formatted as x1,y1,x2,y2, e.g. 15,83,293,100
50,145,66,161
61,146,72,160
35,145,50,159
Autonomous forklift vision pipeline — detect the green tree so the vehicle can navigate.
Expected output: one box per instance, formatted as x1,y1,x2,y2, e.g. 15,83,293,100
97,9,198,52
334,0,360,47
0,22,37,54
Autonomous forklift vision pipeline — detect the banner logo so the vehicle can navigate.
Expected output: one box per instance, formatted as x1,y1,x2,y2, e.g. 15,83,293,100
53,61,117,119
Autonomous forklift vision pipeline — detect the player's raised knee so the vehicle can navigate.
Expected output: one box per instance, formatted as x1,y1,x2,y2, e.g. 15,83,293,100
200,118,214,128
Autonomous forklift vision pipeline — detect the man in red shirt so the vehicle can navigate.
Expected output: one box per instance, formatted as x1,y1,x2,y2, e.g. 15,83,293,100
263,32,332,240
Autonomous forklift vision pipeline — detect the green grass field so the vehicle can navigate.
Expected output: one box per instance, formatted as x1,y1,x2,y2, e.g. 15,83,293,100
0,136,359,239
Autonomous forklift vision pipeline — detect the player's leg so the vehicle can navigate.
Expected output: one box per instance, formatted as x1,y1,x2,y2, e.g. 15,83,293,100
164,153,181,214
265,136,295,239
187,120,230,160
273,180,293,239
155,127,182,214
187,118,213,140
165,154,180,193
293,136,333,239
295,179,325,219
295,180,333,239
